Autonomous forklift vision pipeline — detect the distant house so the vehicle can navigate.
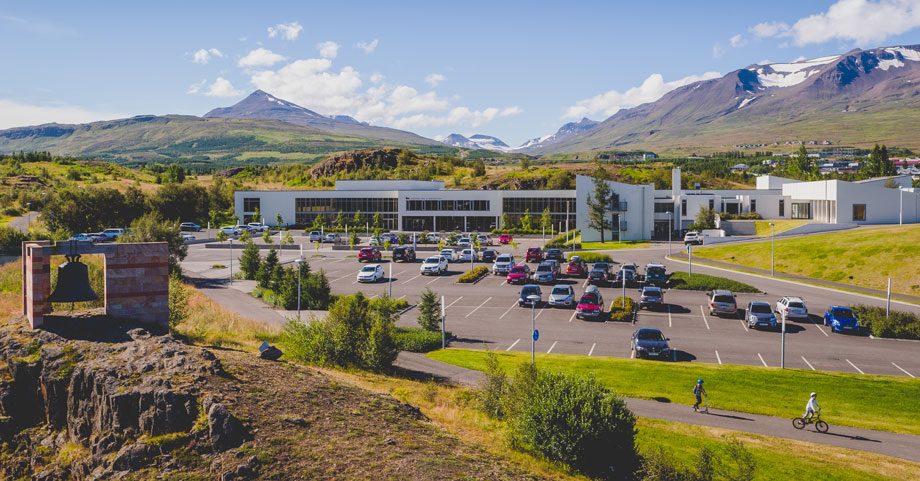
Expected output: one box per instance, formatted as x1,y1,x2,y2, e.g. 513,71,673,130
730,163,749,173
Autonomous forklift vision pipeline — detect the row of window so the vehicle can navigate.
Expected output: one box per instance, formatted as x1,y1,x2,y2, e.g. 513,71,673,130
502,197,576,215
405,199,490,211
294,198,398,213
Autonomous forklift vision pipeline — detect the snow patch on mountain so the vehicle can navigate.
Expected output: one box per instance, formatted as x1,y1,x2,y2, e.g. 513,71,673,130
515,118,600,152
439,133,512,152
738,97,756,109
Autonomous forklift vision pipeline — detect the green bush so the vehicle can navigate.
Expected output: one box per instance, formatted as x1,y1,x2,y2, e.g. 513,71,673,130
718,212,763,220
609,297,635,323
567,252,613,263
394,327,450,352
0,225,29,255
457,266,489,283
545,229,579,248
668,271,759,293
417,287,441,331
850,305,920,340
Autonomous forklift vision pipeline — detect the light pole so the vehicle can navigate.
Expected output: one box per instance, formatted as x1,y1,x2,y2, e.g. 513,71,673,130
229,238,233,285
26,203,31,229
528,294,541,364
769,222,776,276
388,262,393,298
781,310,786,369
668,211,673,256
899,189,903,226
295,258,303,321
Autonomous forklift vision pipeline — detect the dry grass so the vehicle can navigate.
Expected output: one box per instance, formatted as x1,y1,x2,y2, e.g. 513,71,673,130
173,285,281,351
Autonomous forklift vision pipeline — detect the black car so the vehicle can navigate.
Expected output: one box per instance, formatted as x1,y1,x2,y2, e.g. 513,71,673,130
587,267,609,286
630,328,671,360
518,284,543,307
392,246,416,262
544,248,564,262
481,249,498,263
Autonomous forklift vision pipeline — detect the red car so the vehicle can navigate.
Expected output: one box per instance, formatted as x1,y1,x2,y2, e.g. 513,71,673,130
576,286,605,320
358,247,382,262
506,265,531,284
525,247,544,263
565,258,587,278
499,234,513,244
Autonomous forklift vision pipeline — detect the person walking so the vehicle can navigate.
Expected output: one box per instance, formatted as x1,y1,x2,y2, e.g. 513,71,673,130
693,379,707,412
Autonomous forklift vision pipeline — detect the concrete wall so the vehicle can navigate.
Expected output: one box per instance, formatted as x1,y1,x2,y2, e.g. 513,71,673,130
576,175,653,241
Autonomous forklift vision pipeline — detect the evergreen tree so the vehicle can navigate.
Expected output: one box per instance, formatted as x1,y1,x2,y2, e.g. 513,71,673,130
866,144,882,177
276,212,283,228
788,145,810,179
258,247,279,289
239,240,262,280
417,287,441,331
881,145,896,176
585,164,614,243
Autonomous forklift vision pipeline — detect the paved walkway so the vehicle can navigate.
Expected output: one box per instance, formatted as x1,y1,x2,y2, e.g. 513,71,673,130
7,211,36,233
395,351,920,463
187,276,326,327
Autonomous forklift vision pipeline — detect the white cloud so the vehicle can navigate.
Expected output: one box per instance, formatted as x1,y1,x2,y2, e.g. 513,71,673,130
187,79,207,94
238,48,286,68
750,0,920,46
712,43,725,58
563,71,722,119
250,58,365,113
198,77,242,98
0,99,124,129
316,41,339,59
267,21,302,40
387,86,449,115
390,105,521,129
356,39,379,54
370,72,384,83
192,48,223,64
729,34,746,48
424,73,447,87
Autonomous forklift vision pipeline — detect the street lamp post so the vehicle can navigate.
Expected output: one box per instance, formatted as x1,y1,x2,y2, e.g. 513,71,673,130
295,258,303,321
528,294,541,364
900,189,904,226
769,222,776,277
26,203,31,229
229,238,233,286
781,311,786,369
668,211,673,256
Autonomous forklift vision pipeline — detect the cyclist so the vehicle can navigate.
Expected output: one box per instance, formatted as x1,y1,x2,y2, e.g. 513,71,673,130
802,392,820,422
693,379,707,412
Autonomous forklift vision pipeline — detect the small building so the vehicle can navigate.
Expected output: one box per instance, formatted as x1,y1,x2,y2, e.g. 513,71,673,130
730,163,749,173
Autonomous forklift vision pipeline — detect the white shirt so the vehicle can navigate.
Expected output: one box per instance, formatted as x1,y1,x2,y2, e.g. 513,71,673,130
806,397,820,412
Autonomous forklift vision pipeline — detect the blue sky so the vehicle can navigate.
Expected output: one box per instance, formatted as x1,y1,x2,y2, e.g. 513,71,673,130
2,0,920,146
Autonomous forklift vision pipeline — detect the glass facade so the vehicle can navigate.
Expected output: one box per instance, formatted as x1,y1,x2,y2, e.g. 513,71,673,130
243,198,260,212
295,197,398,229
502,197,575,229
791,202,811,219
406,199,489,211
852,204,866,221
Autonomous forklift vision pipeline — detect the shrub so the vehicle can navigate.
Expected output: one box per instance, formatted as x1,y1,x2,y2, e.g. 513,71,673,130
545,229,579,248
417,287,441,331
668,271,759,293
850,305,920,340
394,327,449,352
168,274,190,334
457,266,489,283
476,350,507,419
718,212,763,220
239,240,261,280
609,297,635,323
0,226,28,255
567,252,613,263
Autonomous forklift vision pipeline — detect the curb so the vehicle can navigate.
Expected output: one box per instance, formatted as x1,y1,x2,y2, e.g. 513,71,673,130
869,335,920,343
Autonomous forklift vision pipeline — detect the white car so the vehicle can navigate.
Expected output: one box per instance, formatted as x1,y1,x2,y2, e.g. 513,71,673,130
70,233,104,242
492,254,515,275
220,225,242,236
99,228,125,241
440,248,460,262
458,237,472,248
324,233,342,244
776,296,809,321
478,235,494,246
308,231,322,242
357,264,385,283
421,256,448,275
181,233,196,241
247,222,268,232
459,249,478,262
683,231,703,245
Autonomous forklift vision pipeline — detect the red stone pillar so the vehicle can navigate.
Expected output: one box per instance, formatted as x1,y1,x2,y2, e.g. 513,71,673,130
104,243,170,329
23,242,53,329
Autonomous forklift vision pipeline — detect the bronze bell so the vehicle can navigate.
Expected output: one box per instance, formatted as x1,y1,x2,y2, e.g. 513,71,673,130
48,254,99,304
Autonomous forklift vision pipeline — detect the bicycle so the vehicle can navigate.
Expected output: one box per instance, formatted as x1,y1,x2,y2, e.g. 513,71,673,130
792,411,829,433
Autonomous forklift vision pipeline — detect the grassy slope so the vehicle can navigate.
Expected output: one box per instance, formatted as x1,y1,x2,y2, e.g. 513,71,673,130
428,348,920,435
752,220,809,237
694,225,920,294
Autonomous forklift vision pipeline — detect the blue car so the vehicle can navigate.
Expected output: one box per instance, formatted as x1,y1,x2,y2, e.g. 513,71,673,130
824,307,861,333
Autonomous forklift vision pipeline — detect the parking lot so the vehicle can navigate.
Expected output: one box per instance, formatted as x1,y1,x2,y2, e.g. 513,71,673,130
183,240,920,378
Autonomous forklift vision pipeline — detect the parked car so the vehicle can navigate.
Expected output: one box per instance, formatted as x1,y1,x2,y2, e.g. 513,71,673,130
592,262,612,278
576,285,605,320
747,301,778,330
507,265,532,284
545,259,561,277
70,233,103,242
518,284,542,307
533,262,558,284
587,265,609,286
324,233,342,244
525,247,544,263
220,225,242,236
631,328,671,360
480,249,499,263
99,228,125,241
565,257,587,278
544,248,564,262
358,247,382,262
547,284,576,308
707,290,738,317
776,296,808,321
247,222,268,233
492,254,515,275
420,256,448,276
824,306,861,333
181,233,196,241
392,246,416,262
179,222,202,232
639,287,664,310
684,231,704,245
644,263,667,286
357,264,385,283
612,268,636,287
499,234,513,244
458,237,472,248
479,234,494,246
440,248,460,262
459,249,478,262
308,231,322,242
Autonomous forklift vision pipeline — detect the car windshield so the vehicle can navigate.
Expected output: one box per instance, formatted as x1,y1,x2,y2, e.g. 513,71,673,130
536,265,551,272
551,287,571,296
594,263,608,270
832,308,855,319
568,262,580,268
425,257,440,263
510,266,527,273
714,295,735,303
637,330,665,341
521,287,539,296
547,250,560,255
647,266,665,275
579,295,599,305
360,266,376,272
643,289,660,297
496,255,512,263
750,304,772,314
788,302,805,308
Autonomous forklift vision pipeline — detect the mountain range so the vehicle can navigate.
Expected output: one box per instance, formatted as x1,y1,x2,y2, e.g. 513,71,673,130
439,133,513,152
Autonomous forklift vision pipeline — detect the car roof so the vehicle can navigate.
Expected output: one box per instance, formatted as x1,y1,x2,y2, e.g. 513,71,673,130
637,327,662,334
585,285,599,293
713,289,734,296
748,300,771,306
642,286,662,292
782,296,805,302
551,284,572,289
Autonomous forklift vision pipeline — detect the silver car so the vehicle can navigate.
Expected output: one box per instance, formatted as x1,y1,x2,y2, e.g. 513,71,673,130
492,254,515,275
547,284,576,308
533,262,557,284
746,301,778,330
707,290,737,316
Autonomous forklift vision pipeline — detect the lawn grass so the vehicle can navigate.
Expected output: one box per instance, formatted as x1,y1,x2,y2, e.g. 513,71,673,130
693,225,920,295
753,220,809,237
638,419,920,481
668,271,760,293
428,348,920,435
569,235,651,250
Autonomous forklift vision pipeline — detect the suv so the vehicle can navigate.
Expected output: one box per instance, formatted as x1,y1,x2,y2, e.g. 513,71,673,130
776,297,808,321
220,225,242,236
392,246,416,262
525,247,544,263
533,262,557,284
421,256,448,275
612,268,636,287
746,301,778,330
707,290,737,317
308,231,322,242
324,233,342,244
639,287,664,310
440,248,460,262
479,234,494,246
358,247,382,262
631,328,671,360
684,231,704,245
458,237,472,248
99,228,125,241
247,222,268,233
587,263,610,285
459,249,478,262
492,254,515,275
179,222,202,232
644,263,667,286
576,285,605,320
544,248,564,262
481,249,498,263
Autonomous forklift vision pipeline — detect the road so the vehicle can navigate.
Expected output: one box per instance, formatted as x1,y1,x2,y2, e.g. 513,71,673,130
7,212,36,233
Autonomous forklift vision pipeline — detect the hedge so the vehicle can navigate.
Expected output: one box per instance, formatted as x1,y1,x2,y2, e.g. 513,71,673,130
457,266,490,283
545,229,579,248
566,252,613,263
608,296,635,323
394,327,451,352
719,212,763,220
667,271,759,293
849,305,920,340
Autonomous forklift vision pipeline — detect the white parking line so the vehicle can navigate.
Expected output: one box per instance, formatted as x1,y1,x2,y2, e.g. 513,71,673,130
846,359,865,374
588,343,596,356
506,339,520,351
667,304,672,328
547,341,558,353
401,274,421,285
465,297,493,318
812,321,829,337
568,311,577,323
499,301,517,320
801,356,816,370
369,294,379,300
630,349,635,359
582,279,588,288
892,362,915,378
445,296,463,310
535,307,546,320
500,279,507,286
396,295,406,301
738,317,749,332
425,276,441,285
699,306,711,330
715,350,722,364
757,353,768,367
331,274,352,283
